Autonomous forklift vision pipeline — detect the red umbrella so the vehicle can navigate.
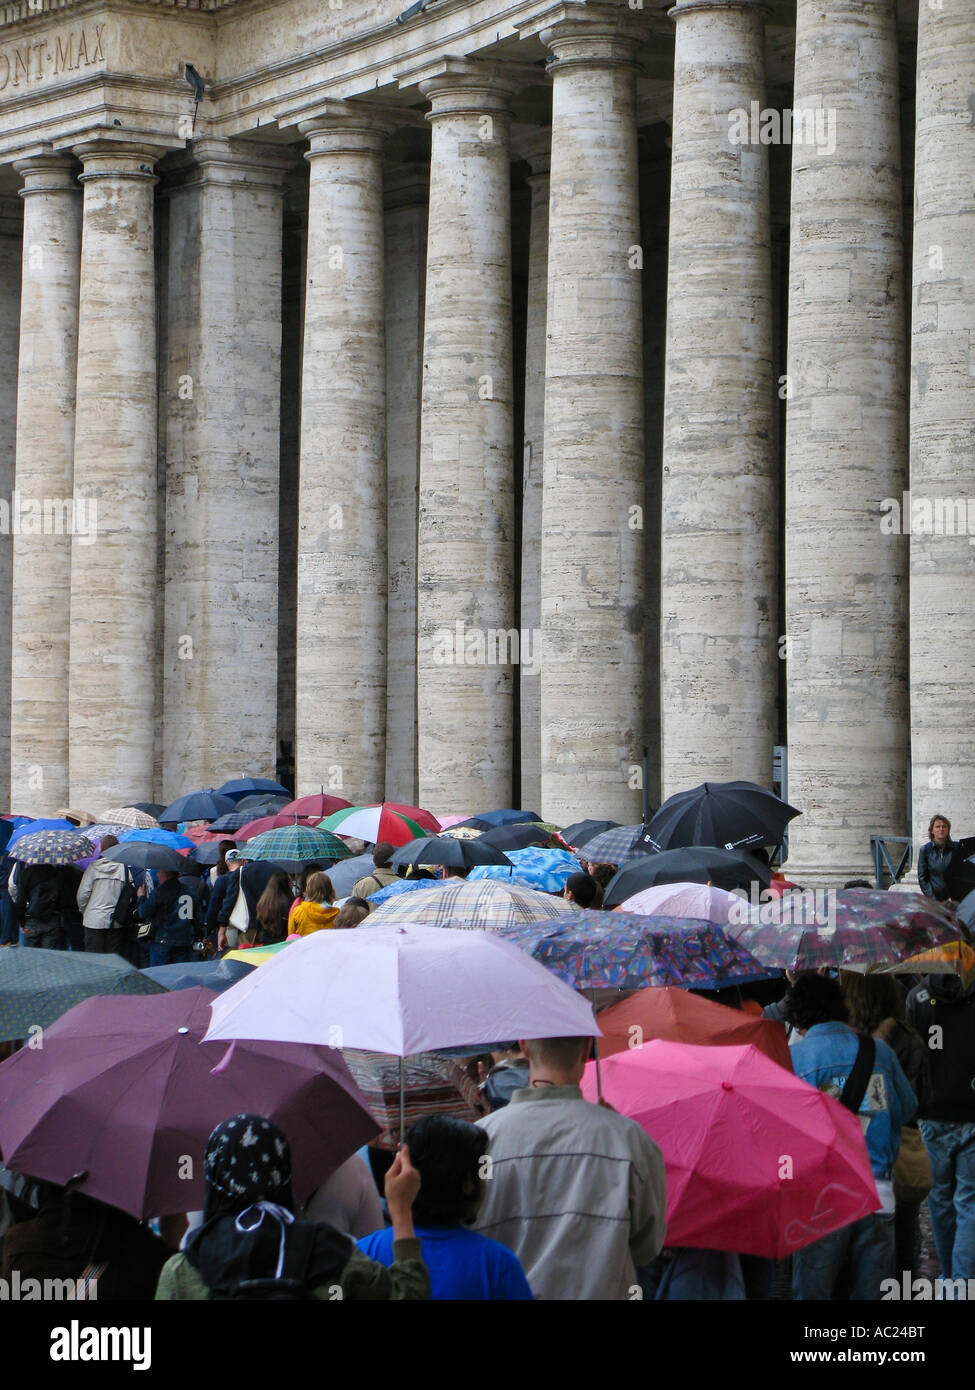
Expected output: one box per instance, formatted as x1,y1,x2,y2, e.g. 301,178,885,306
236,813,318,840
280,795,352,820
369,802,441,834
597,987,793,1072
0,988,379,1219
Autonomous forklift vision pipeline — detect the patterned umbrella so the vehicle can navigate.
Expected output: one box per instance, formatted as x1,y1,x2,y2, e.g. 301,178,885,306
468,847,579,893
725,887,968,971
559,819,621,850
499,911,776,991
76,821,129,843
0,948,166,1043
101,807,158,829
242,825,352,864
224,940,294,967
343,1049,487,1150
8,819,75,848
439,826,483,840
206,810,265,833
318,805,429,847
367,879,576,932
9,830,95,866
577,824,645,863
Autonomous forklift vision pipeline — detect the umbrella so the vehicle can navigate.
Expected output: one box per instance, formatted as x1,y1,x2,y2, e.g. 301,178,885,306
616,882,743,923
946,837,975,902
367,879,577,932
370,803,441,834
207,810,269,833
118,828,195,850
318,805,429,847
558,819,621,850
158,790,236,824
390,836,513,871
7,818,75,848
0,988,379,1219
279,795,352,820
223,940,294,967
438,826,484,840
468,846,579,893
102,841,186,873
100,807,158,829
218,778,292,802
343,1050,487,1150
596,987,793,1070
234,813,319,840
8,830,95,866
325,852,377,899
879,939,975,987
472,809,543,827
500,911,776,991
242,826,352,866
130,803,165,818
643,780,801,854
576,824,646,864
365,878,444,907
54,808,99,826
74,821,129,843
186,840,241,867
0,949,165,1043
579,1042,880,1258
232,794,291,815
434,814,476,830
602,847,773,907
726,887,969,971
141,957,256,993
479,823,558,852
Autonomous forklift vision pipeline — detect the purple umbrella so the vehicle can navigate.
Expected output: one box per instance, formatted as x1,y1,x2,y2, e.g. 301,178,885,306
0,988,379,1220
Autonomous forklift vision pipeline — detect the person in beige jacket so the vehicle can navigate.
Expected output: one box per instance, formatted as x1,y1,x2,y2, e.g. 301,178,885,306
76,836,130,955
352,843,401,900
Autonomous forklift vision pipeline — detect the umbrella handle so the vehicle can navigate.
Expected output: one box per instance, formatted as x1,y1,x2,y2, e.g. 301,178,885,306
399,1055,405,1145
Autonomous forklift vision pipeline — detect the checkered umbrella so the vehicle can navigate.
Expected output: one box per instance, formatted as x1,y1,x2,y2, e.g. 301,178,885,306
0,948,166,1043
438,826,483,840
577,824,646,863
343,1049,487,1151
206,810,262,833
367,879,576,932
9,830,95,866
242,826,352,864
77,822,129,843
101,807,159,829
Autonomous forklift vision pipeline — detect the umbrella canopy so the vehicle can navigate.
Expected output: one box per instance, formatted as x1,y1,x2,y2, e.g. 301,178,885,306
231,794,291,815
234,813,318,840
643,781,801,854
577,824,646,864
0,988,379,1219
8,818,75,848
479,822,558,852
946,837,975,902
616,881,742,923
391,836,512,871
186,840,242,867
217,778,292,801
500,911,776,991
580,1042,879,1258
100,807,159,829
324,852,377,899
439,826,484,840
472,809,543,827
141,957,256,993
102,841,186,873
878,939,975,988
54,807,99,826
223,940,294,967
468,846,579,893
343,1049,487,1150
0,949,165,1043
558,819,621,850
75,821,129,843
204,810,262,833
8,829,95,866
365,878,444,906
129,803,166,818
242,826,352,866
367,879,577,932
434,814,476,830
318,805,429,847
158,789,236,824
205,922,600,1055
279,795,352,820
370,803,441,834
597,987,793,1070
726,887,968,971
602,847,773,907
118,828,195,851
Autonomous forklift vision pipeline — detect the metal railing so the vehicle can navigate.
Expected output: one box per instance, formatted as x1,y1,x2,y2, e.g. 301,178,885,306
870,835,913,889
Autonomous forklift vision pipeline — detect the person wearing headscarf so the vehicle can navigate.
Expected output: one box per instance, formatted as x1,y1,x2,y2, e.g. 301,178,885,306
155,1114,429,1300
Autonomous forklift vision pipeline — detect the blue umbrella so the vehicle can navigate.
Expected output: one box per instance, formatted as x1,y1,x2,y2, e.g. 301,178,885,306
141,958,256,994
365,878,444,906
159,790,236,823
321,852,374,899
472,809,543,828
218,779,291,802
118,828,195,850
468,846,578,894
207,811,261,833
8,818,74,848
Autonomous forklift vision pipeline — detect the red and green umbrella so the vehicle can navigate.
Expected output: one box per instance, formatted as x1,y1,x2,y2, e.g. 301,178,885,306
318,804,429,847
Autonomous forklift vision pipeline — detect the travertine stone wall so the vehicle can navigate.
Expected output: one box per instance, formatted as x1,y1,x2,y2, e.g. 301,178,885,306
0,192,20,813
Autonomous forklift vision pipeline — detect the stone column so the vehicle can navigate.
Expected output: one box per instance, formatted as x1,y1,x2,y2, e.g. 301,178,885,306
784,0,907,886
295,105,389,802
0,195,22,813
660,0,777,798
518,131,550,816
519,4,646,824
384,163,428,806
10,157,81,815
409,59,517,812
909,4,975,855
162,139,289,799
69,141,163,807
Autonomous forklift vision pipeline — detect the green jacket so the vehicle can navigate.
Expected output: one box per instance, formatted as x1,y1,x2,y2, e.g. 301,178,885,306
155,1237,429,1301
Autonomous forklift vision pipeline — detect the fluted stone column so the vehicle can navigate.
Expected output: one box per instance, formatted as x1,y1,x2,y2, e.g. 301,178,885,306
384,164,428,805
909,4,975,855
661,0,777,797
784,0,907,886
10,157,81,814
295,105,389,802
519,4,646,824
69,141,163,807
518,132,550,816
162,139,289,798
409,60,516,811
0,196,22,813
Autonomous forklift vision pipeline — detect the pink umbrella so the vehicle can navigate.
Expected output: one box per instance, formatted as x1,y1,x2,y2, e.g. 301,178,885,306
279,795,352,820
580,1041,879,1258
616,881,741,922
434,813,476,830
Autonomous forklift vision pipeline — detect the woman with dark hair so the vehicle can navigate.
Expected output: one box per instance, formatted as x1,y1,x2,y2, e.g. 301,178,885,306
357,1115,533,1300
918,815,955,902
155,1114,429,1300
254,873,292,945
563,872,601,909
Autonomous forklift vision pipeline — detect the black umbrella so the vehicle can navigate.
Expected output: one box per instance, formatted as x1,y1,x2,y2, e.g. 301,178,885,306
101,843,186,873
559,820,621,850
956,887,975,932
130,803,166,818
449,818,493,832
479,823,556,852
643,781,801,854
946,838,975,902
187,840,239,867
233,793,291,815
602,846,772,908
391,836,513,871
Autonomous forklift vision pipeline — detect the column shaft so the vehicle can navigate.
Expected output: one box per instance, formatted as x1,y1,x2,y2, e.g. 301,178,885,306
0,195,22,813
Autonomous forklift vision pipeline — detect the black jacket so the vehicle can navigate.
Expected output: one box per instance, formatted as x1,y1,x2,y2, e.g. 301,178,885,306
918,840,955,900
10,864,82,927
906,975,975,1121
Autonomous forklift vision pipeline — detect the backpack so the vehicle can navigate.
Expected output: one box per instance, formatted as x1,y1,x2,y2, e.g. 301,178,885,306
111,870,140,929
210,1222,320,1301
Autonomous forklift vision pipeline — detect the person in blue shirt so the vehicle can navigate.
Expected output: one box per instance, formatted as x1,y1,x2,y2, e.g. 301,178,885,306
782,972,917,1300
357,1114,534,1300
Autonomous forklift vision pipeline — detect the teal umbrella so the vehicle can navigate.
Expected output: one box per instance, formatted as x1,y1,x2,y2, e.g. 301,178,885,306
0,948,166,1043
241,825,352,865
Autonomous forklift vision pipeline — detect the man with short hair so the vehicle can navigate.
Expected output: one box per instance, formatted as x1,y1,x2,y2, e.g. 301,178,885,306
473,1035,667,1299
353,843,401,900
77,835,130,955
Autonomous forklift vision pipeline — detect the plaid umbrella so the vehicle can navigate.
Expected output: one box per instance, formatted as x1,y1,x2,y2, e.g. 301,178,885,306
559,819,621,850
0,948,166,1043
725,888,969,972
206,810,264,833
367,879,576,932
242,825,352,864
101,807,158,829
468,847,579,893
9,830,95,866
578,824,645,863
343,1049,487,1150
8,819,74,848
500,911,775,991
